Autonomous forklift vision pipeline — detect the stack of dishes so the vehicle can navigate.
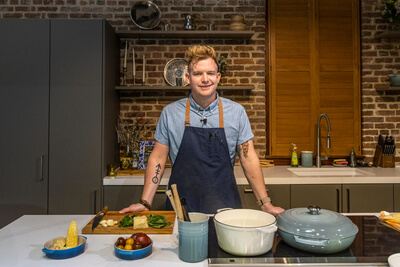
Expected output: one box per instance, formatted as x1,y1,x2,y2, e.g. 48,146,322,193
229,15,247,31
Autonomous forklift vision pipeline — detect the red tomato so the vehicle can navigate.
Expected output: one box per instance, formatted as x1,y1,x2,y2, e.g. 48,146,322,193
135,233,151,247
130,232,142,240
133,241,142,250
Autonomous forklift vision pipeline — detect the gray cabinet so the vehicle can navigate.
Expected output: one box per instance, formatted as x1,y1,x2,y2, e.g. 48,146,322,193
0,19,119,227
238,185,290,210
267,185,291,210
47,19,119,214
342,184,394,213
0,19,50,228
291,185,342,212
103,185,168,211
395,184,400,212
290,184,394,213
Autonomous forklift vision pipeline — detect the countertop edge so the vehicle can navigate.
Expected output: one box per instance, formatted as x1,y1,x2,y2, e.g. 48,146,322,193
103,166,400,186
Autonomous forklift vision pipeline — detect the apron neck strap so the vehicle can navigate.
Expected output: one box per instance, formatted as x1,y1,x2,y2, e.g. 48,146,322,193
185,98,224,128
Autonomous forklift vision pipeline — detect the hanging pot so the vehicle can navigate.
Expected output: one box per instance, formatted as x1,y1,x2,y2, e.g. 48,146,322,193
387,73,400,86
277,206,358,254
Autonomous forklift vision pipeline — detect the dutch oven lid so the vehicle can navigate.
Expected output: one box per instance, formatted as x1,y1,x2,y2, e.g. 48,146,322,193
277,206,358,240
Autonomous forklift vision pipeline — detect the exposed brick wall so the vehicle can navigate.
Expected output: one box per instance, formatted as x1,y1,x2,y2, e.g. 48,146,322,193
1,0,399,163
361,0,400,163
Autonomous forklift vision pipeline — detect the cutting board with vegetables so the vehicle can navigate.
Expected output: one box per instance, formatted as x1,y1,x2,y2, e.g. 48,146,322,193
82,211,176,234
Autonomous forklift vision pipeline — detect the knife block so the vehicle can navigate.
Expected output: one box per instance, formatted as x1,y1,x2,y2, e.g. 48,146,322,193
373,146,395,168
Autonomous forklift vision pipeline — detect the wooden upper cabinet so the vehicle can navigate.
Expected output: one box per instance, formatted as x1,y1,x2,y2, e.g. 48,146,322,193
268,0,361,157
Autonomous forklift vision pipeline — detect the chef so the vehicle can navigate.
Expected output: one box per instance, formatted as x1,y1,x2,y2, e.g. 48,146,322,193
120,45,284,216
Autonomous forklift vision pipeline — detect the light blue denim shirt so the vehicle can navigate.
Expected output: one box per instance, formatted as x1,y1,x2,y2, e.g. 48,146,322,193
154,93,254,167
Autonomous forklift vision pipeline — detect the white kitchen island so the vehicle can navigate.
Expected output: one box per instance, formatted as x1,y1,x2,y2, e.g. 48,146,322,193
0,214,207,267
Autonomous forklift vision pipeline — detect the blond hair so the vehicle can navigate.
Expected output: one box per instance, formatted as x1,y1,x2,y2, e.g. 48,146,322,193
186,45,218,72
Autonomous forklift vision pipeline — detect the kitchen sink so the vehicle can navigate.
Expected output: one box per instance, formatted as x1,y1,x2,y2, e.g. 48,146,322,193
287,167,375,177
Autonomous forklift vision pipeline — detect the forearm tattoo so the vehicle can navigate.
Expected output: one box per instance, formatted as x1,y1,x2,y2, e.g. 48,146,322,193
152,163,161,184
238,141,249,159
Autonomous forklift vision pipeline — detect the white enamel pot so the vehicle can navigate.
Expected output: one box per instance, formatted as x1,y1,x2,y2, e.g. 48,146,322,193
277,206,358,254
213,209,277,256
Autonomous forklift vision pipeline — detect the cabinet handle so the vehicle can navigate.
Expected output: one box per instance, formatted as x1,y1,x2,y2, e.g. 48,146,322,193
346,188,350,213
244,188,253,193
94,189,97,214
336,188,340,212
40,155,44,181
156,189,166,194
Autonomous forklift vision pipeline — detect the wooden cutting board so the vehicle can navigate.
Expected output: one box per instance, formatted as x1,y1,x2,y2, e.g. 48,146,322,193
82,211,176,234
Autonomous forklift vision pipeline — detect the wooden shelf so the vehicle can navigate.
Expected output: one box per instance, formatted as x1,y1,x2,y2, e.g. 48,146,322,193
116,30,254,39
115,85,254,91
375,31,400,39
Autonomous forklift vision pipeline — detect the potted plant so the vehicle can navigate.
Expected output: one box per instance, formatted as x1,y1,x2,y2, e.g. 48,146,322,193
382,0,400,30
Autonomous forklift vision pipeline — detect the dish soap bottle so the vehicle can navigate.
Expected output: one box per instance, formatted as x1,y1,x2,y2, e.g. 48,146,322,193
349,146,357,167
291,143,299,167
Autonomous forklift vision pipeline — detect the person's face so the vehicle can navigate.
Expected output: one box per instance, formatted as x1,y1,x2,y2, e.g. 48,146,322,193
186,57,221,102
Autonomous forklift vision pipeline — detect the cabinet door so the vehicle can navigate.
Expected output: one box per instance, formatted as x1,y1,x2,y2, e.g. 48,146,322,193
394,184,400,212
268,0,361,157
268,0,314,155
104,185,167,211
48,20,104,214
343,184,393,213
318,0,361,156
291,184,342,212
267,185,291,210
238,185,290,210
0,19,49,228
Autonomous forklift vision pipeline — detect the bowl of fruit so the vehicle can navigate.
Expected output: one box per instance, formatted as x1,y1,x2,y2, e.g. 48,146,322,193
114,233,153,260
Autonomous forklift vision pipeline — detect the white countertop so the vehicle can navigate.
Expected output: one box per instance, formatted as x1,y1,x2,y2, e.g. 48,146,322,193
104,165,400,186
0,215,207,267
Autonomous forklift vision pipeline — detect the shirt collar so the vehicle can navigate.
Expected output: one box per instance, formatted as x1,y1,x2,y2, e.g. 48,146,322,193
189,92,219,112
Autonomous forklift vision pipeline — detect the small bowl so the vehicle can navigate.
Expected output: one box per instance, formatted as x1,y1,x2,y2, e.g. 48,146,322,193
42,236,87,259
114,240,153,260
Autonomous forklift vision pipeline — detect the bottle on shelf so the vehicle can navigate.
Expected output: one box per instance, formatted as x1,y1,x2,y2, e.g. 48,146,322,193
132,153,138,169
291,143,299,167
121,133,133,170
349,146,357,167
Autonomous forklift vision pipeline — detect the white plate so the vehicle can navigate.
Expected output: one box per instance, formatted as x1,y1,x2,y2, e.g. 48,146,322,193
389,253,400,267
164,58,189,86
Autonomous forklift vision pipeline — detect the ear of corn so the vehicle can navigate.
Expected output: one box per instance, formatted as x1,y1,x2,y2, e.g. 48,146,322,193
53,237,66,250
66,221,78,248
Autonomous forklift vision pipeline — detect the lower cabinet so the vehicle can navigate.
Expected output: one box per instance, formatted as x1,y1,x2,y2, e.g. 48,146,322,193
342,184,394,213
290,184,394,213
104,183,397,213
238,185,290,210
395,184,400,212
103,185,167,211
291,185,342,212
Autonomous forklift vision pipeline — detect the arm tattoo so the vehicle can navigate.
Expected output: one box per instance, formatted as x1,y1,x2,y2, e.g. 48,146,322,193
152,163,161,184
237,141,249,159
242,142,249,158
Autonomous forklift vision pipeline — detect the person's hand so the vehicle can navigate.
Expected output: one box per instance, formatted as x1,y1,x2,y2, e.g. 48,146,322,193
119,203,147,214
261,202,285,217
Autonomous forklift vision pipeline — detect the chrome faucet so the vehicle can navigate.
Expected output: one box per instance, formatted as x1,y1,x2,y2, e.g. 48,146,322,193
316,113,331,168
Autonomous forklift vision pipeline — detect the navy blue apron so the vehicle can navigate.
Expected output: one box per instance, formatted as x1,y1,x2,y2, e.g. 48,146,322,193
166,98,242,214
